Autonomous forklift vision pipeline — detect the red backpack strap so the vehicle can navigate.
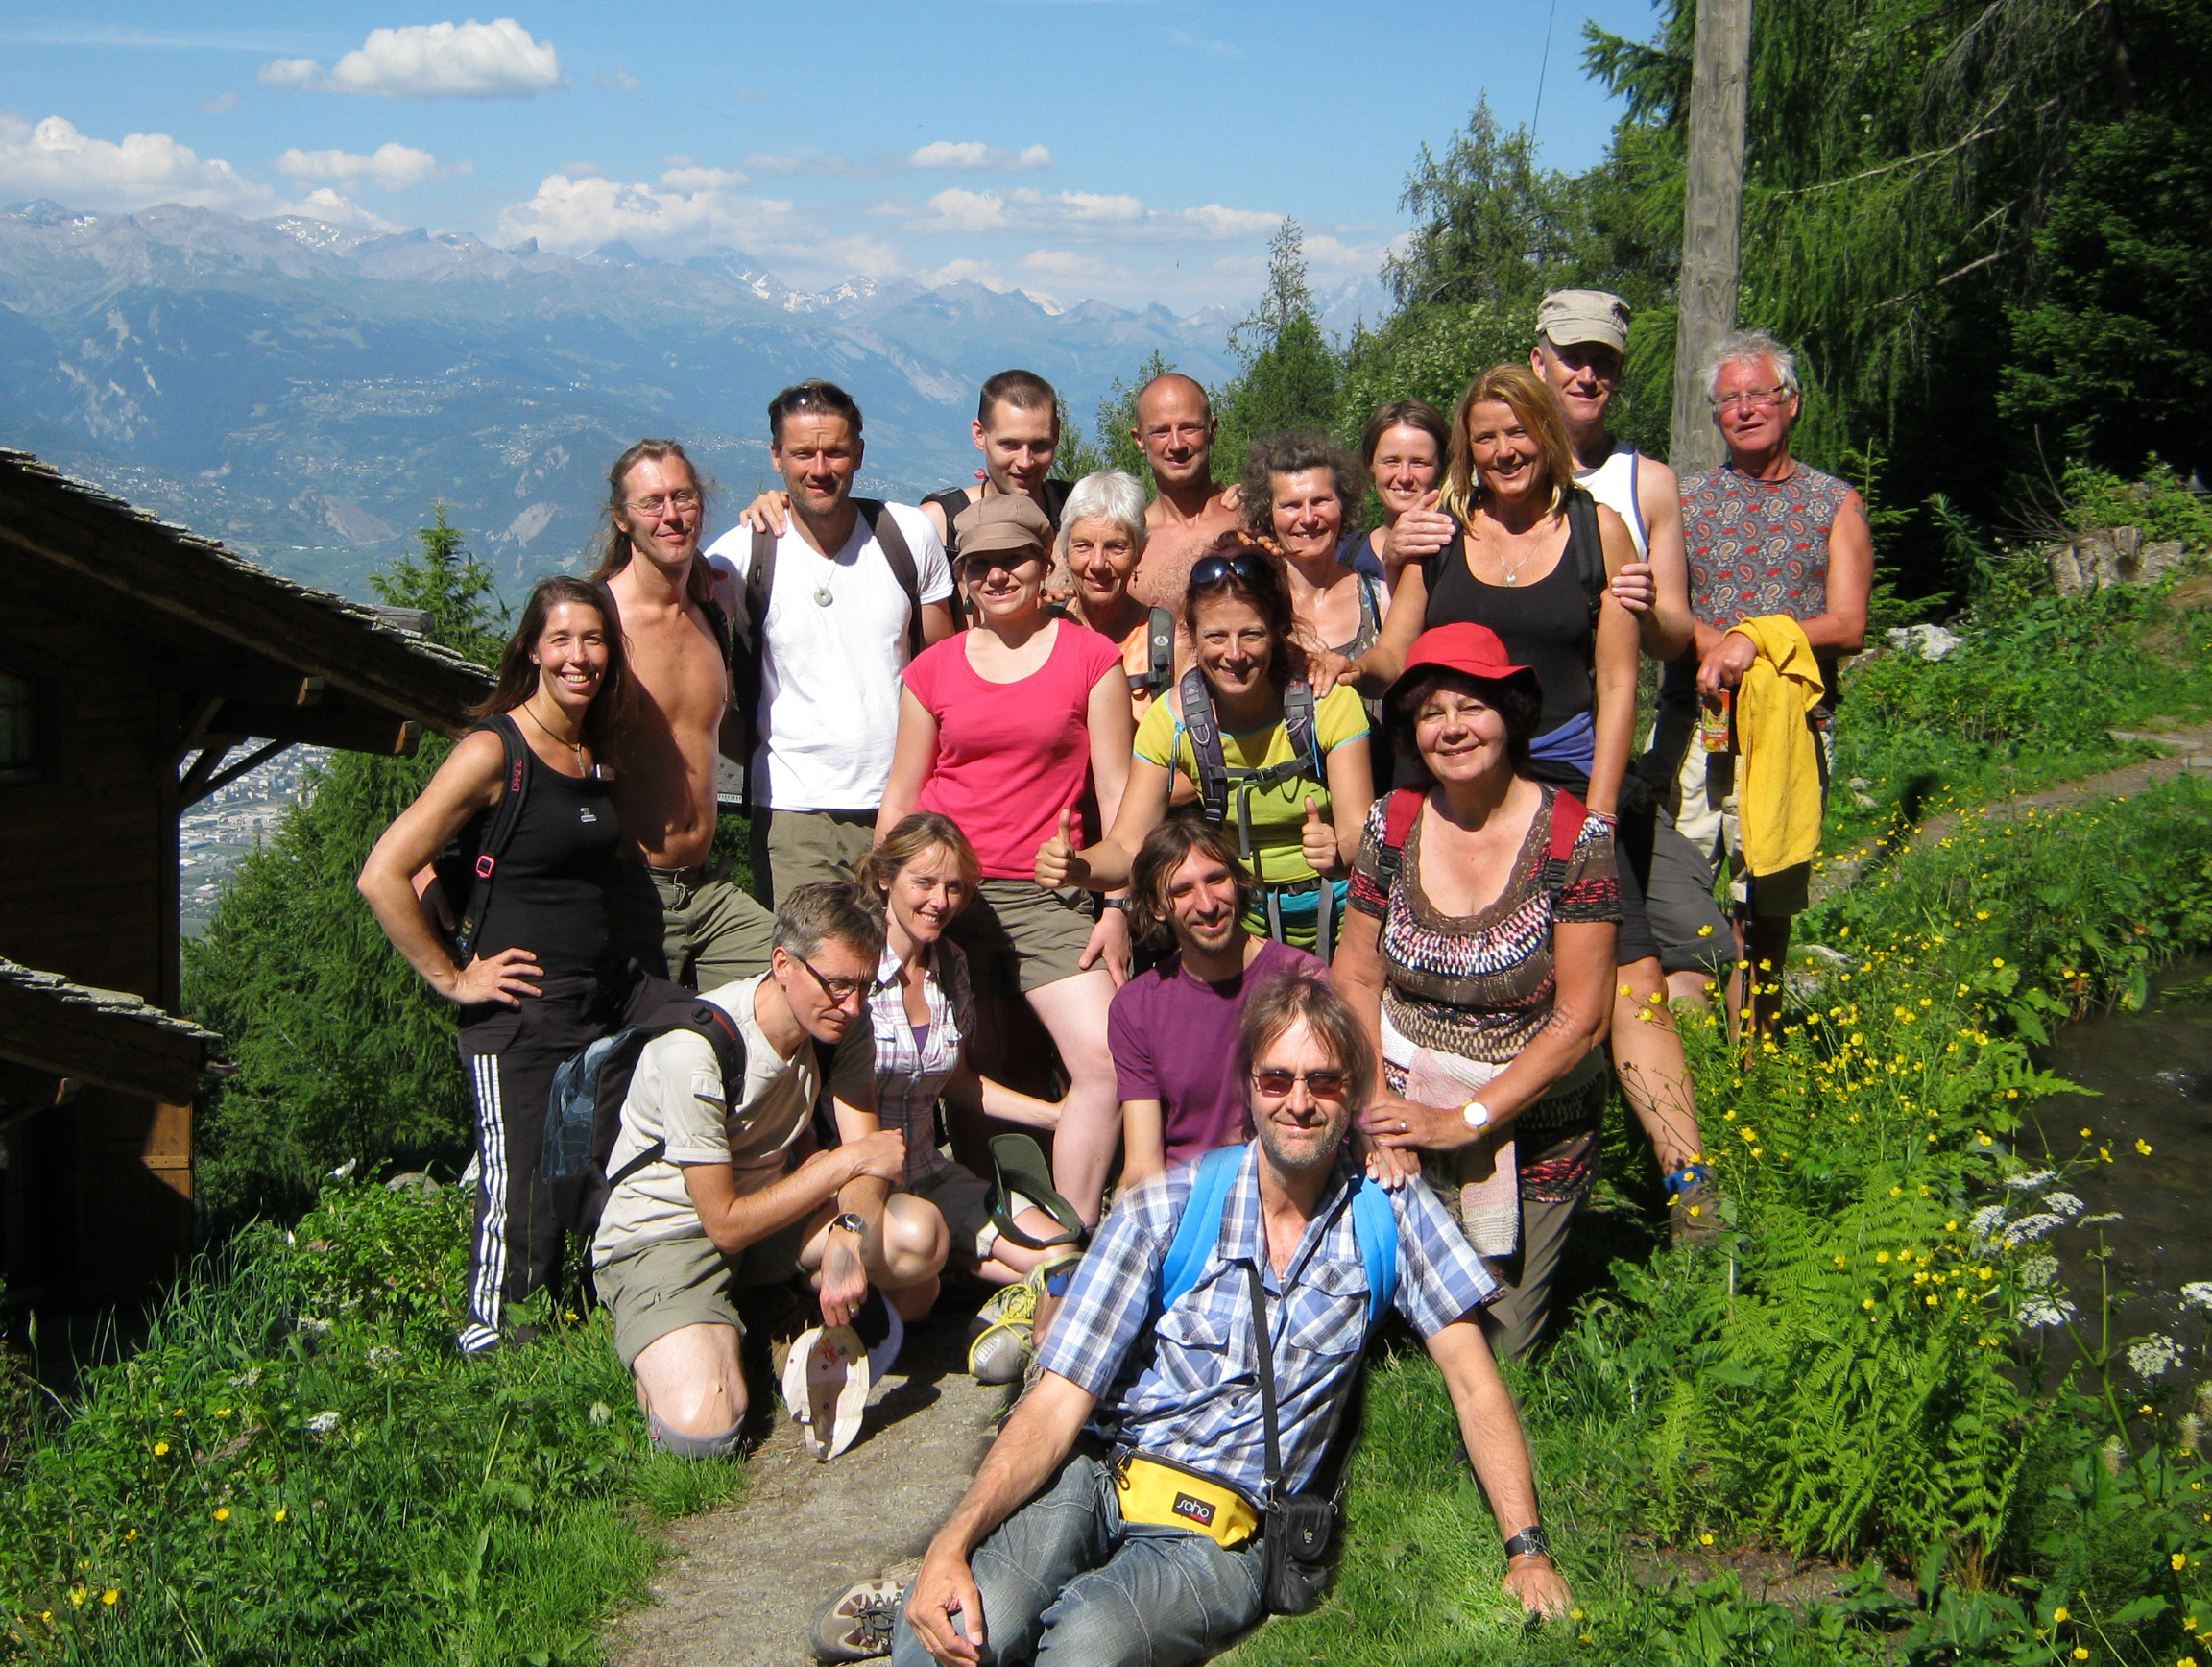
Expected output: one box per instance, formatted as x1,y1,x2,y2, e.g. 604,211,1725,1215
1540,789,1590,898
1373,786,1426,891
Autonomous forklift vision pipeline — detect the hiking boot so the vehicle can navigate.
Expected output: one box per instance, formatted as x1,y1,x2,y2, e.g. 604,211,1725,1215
967,1317,1032,1386
809,1577,904,1662
1667,1165,1722,1246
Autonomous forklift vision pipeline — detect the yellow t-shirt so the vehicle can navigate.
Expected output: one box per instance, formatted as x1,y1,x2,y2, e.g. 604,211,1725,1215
1134,681,1368,886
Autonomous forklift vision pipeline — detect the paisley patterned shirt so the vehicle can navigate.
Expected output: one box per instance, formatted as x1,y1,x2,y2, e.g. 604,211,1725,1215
1680,460,1853,630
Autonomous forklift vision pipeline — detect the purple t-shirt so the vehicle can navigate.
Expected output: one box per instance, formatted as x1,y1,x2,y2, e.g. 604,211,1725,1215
1108,938,1327,1166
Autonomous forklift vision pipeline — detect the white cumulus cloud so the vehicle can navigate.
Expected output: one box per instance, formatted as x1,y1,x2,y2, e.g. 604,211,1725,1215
260,18,563,99
496,171,797,253
904,185,1261,242
908,141,1052,172
276,142,454,191
658,164,750,191
0,112,276,214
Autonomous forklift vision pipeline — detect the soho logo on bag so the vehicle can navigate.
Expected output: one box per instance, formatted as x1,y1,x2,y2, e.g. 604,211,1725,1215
1172,1492,1216,1529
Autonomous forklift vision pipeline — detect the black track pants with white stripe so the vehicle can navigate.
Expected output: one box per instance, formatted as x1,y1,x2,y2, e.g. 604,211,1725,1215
455,977,605,1354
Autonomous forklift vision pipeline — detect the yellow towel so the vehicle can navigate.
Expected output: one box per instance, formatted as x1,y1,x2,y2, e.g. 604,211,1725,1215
1730,615,1827,877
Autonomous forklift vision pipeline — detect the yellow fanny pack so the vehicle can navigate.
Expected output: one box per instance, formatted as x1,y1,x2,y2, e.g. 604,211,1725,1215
1114,1451,1262,1549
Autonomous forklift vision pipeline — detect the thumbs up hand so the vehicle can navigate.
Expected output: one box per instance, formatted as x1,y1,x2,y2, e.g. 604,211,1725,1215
1301,796,1338,875
1035,807,1092,890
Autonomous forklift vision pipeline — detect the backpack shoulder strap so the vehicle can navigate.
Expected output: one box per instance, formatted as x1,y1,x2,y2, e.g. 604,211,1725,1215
454,713,530,961
1563,485,1605,629
1540,788,1591,899
1283,679,1321,778
1145,606,1175,692
856,498,926,662
606,1000,748,1188
1175,665,1228,823
1373,785,1425,893
1345,1174,1400,1326
1157,1145,1244,1315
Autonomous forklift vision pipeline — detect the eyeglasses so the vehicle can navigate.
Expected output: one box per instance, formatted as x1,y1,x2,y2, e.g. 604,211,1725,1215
625,488,701,515
1190,552,1272,590
1249,1067,1350,1100
1708,387,1791,412
793,954,880,1004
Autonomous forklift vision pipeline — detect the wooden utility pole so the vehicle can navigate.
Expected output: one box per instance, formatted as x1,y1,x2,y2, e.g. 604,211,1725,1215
1670,0,1753,474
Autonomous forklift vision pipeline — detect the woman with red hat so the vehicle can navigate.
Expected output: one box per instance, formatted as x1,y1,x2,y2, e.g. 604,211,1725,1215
1334,621,1620,1361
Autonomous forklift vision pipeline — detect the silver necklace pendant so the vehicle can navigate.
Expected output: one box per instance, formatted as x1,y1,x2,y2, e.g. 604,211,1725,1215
812,584,833,607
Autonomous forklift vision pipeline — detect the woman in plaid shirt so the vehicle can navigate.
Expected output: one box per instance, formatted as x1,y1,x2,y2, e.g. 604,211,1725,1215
863,815,1084,1323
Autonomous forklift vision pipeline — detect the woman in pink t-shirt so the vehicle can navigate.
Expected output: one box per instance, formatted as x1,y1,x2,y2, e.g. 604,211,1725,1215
878,494,1134,1225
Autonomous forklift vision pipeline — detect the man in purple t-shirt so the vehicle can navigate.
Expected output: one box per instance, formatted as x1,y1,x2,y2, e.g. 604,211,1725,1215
1109,818,1324,1184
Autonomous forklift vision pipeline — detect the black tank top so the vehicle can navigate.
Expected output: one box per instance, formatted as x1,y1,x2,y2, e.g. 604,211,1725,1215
470,719,621,978
1421,495,1602,737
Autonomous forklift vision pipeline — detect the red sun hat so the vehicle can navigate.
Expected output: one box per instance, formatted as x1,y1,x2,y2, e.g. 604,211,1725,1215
1383,622,1539,715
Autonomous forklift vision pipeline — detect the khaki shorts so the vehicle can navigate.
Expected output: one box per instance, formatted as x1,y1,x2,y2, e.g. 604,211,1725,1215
594,1220,811,1370
749,808,878,907
606,860,776,989
947,879,1098,996
1671,723,1833,921
904,1163,997,1265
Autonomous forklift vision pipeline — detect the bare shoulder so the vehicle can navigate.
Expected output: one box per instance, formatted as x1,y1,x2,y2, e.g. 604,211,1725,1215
432,724,510,804
1635,453,1680,497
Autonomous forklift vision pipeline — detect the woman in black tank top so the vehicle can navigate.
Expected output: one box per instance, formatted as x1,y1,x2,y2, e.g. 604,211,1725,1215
359,577,645,1355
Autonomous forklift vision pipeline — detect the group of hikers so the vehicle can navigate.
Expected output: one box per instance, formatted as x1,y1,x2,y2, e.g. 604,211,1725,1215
356,286,1870,1666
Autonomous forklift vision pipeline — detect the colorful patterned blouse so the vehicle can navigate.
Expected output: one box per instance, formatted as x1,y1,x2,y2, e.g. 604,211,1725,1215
1680,460,1854,630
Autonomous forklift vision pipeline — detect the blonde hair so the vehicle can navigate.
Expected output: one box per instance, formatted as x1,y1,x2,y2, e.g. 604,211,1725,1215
1439,365,1577,529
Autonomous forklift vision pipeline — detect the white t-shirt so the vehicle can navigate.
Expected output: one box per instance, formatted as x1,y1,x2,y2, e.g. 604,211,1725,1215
589,975,877,1266
704,503,951,811
1576,442,1649,558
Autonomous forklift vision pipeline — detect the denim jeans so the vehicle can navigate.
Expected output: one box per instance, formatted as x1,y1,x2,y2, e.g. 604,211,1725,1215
891,1452,1266,1667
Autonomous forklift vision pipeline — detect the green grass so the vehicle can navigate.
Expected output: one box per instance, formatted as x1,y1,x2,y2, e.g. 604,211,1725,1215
0,1181,741,1664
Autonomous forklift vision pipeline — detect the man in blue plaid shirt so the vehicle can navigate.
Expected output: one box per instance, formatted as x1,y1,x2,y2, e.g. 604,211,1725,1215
859,970,1570,1666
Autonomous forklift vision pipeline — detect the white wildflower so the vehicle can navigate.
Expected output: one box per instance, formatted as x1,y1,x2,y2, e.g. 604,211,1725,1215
2180,1282,2212,1312
365,1346,400,1369
2128,1335,2182,1379
227,1366,262,1389
2018,1296,2077,1328
1968,1204,2008,1239
296,1317,333,1340
2080,1212,2125,1226
305,1411,341,1436
2043,1192,2084,1217
2020,1255,2060,1291
2001,1214,2065,1245
2002,1170,2058,1191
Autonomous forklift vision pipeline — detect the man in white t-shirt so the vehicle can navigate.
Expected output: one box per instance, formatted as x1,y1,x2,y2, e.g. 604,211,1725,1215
704,381,955,906
591,882,950,1458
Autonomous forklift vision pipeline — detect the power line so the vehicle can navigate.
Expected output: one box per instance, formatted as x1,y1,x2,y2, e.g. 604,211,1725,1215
1532,0,1561,143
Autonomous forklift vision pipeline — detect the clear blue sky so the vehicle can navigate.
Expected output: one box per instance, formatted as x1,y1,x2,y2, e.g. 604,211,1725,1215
0,2,1662,311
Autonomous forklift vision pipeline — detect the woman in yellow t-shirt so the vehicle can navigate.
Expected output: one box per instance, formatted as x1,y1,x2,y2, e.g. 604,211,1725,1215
1035,535,1374,954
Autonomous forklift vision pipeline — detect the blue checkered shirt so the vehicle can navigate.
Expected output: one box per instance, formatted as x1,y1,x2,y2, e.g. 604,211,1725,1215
1034,1141,1497,1500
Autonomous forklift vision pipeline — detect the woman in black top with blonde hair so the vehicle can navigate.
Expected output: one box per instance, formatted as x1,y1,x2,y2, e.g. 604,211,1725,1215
360,576,643,1355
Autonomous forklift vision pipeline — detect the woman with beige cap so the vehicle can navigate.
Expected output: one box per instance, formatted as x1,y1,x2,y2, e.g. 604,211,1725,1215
878,492,1134,1227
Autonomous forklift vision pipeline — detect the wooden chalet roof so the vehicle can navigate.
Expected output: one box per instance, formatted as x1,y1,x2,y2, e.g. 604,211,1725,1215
0,447,493,750
0,958,218,1104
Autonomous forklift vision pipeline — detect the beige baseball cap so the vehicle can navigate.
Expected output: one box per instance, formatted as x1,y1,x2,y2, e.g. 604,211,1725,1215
953,493,1053,562
1536,289,1632,353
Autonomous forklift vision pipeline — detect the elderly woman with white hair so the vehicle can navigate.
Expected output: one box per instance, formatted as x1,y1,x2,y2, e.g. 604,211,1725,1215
1054,469,1176,723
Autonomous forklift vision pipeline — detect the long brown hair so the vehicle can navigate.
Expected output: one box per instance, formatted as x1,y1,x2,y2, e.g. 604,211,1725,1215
586,439,717,614
470,577,634,757
1439,365,1577,530
1129,815,1253,954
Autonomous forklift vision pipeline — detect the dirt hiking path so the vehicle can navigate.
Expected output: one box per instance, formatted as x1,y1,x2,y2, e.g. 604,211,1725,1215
1813,725,2212,905
611,1317,1007,1667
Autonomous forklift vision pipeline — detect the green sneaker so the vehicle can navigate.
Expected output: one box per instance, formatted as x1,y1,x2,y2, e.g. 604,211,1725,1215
967,1317,1032,1385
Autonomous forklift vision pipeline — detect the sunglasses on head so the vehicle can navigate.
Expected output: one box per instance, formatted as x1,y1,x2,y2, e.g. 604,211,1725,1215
1189,552,1272,590
1249,1067,1350,1100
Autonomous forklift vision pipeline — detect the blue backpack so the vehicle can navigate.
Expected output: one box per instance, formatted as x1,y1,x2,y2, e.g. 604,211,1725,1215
1157,1144,1400,1329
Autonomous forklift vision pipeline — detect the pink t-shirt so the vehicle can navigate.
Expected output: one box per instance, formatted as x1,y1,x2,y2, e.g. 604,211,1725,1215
903,620,1123,878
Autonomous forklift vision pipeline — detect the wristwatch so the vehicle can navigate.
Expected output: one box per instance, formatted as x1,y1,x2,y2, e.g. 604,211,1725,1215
830,1211,868,1240
1503,1525,1551,1560
1462,1099,1491,1134
1099,897,1131,913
